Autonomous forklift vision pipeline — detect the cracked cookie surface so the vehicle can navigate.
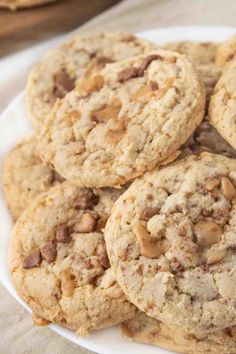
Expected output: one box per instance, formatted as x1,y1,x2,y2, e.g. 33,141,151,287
122,312,236,354
27,32,155,128
9,182,135,335
209,58,236,149
105,153,236,335
38,50,205,188
3,135,64,221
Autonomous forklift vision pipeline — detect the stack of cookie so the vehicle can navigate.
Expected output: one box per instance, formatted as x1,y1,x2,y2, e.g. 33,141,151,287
4,32,236,353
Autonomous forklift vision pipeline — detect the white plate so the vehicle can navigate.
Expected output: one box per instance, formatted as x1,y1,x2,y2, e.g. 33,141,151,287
1,26,236,354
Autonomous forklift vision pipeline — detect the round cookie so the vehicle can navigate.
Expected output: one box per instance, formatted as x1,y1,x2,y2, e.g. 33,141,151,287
0,0,57,10
209,58,236,149
9,182,136,335
122,312,236,354
38,50,205,188
215,35,236,67
105,152,236,335
163,41,218,65
181,120,236,158
27,32,156,129
3,135,64,221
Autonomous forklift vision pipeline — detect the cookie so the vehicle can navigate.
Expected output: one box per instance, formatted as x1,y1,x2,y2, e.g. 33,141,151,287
3,135,64,221
196,64,222,106
163,41,218,65
0,0,57,10
162,42,221,103
26,32,156,129
9,182,136,335
209,58,236,149
181,120,236,158
105,152,236,335
215,35,236,67
38,50,205,188
122,312,236,354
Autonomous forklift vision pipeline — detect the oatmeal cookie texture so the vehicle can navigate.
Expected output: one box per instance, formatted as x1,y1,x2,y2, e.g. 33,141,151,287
163,41,218,65
27,32,156,128
9,183,136,335
0,0,57,10
3,135,64,221
209,58,236,149
38,50,205,188
122,312,236,354
162,42,221,104
105,153,236,335
215,35,236,67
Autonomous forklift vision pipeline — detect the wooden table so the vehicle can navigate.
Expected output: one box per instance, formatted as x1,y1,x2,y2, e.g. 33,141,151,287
0,0,120,57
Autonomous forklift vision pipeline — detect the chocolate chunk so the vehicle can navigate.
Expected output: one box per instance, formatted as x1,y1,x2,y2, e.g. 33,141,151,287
138,54,163,76
149,81,158,91
52,170,66,183
55,224,71,243
140,207,160,221
23,251,41,269
97,241,110,268
74,190,99,210
118,67,139,83
96,56,113,69
40,242,57,263
118,55,162,83
53,71,75,100
74,212,98,233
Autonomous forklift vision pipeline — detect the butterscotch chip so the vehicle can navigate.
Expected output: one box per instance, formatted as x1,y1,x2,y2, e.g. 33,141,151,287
91,105,121,123
27,32,155,129
205,178,220,191
9,183,135,335
32,313,50,326
206,249,226,265
77,74,104,95
221,177,236,200
134,222,169,258
105,153,236,335
60,269,76,297
38,50,205,188
193,221,222,247
134,85,153,103
74,212,98,233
